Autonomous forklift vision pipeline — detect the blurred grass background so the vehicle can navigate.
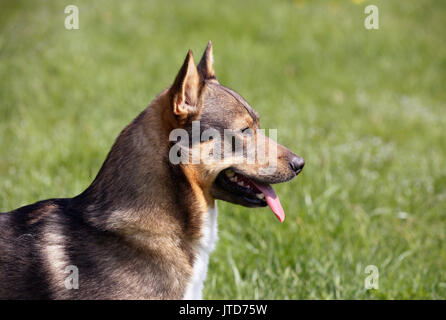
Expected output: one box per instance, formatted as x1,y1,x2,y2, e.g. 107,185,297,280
0,0,445,299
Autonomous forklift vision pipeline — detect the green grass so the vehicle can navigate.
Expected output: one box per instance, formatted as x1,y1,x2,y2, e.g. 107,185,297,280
1,0,445,299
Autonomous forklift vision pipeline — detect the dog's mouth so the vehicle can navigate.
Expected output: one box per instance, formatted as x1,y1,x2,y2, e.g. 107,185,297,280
212,168,285,222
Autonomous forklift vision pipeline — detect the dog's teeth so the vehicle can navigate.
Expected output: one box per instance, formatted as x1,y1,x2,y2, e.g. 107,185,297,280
238,181,245,187
230,176,237,182
256,193,265,199
226,170,235,177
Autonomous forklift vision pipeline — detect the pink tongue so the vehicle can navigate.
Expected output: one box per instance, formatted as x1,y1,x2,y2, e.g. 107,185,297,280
251,181,285,223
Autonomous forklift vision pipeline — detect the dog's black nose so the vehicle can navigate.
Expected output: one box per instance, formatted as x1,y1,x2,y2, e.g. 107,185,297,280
290,156,305,173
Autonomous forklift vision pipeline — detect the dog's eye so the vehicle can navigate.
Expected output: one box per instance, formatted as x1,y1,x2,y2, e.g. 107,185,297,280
241,127,253,135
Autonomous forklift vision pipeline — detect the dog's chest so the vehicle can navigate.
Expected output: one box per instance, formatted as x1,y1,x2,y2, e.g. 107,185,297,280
183,204,218,300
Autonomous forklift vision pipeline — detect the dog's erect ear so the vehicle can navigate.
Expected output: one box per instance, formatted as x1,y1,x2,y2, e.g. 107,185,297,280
197,41,216,81
171,50,201,120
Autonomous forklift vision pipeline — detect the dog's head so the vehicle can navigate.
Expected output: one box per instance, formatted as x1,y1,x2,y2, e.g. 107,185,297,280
166,42,304,222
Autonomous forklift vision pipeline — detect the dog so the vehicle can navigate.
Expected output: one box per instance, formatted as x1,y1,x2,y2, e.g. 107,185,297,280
0,42,304,299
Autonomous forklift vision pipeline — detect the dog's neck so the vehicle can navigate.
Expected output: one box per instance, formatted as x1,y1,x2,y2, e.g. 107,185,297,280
72,93,212,242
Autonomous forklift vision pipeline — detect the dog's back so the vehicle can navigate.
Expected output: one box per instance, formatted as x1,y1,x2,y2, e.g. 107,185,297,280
0,200,63,299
